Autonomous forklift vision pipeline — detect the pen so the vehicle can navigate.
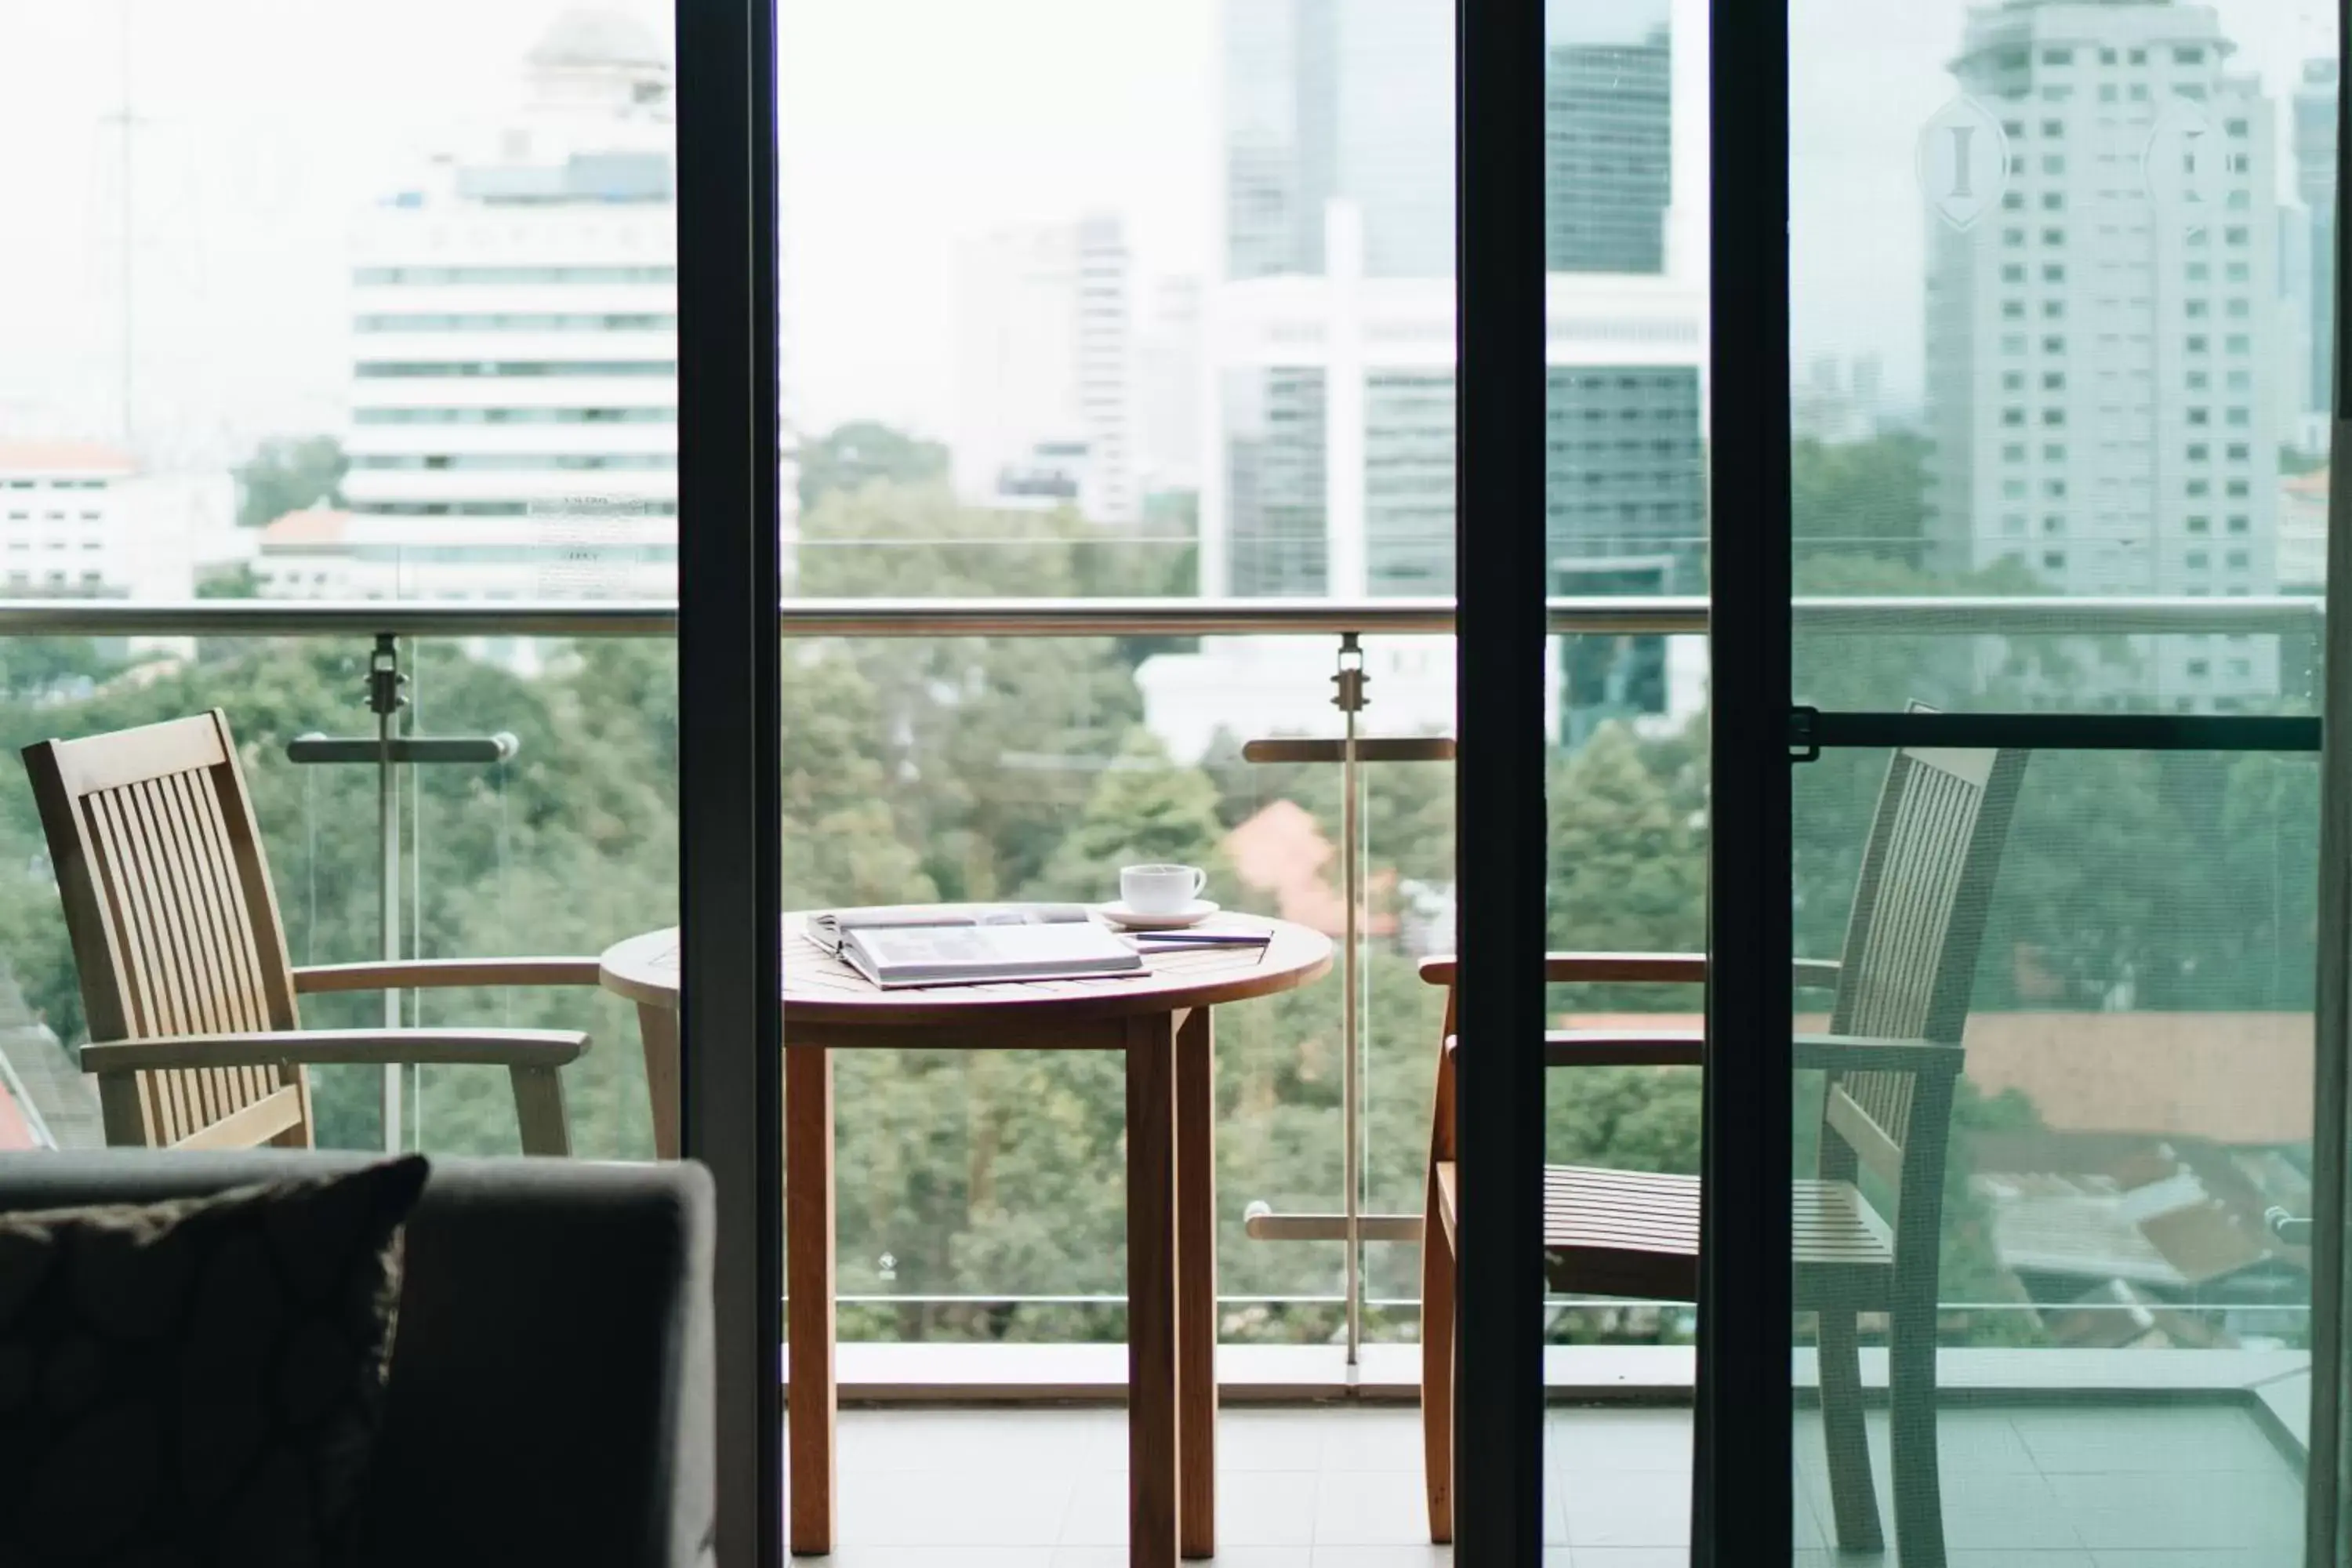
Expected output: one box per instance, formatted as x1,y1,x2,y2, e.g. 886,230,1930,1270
1129,931,1272,946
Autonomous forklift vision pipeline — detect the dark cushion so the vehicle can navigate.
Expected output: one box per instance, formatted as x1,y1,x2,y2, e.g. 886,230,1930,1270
0,1155,429,1568
0,1154,714,1568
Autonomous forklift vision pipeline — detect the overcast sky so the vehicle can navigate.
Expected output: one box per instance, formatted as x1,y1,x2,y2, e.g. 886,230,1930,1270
0,0,2334,467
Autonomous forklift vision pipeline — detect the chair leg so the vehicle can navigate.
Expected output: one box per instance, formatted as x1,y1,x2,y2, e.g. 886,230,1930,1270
1889,1292,1946,1568
1815,1306,1884,1553
1420,1180,1454,1545
508,1064,572,1156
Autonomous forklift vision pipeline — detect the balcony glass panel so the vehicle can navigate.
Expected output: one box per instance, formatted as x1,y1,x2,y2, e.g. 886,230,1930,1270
0,631,675,1160
1791,747,2314,1560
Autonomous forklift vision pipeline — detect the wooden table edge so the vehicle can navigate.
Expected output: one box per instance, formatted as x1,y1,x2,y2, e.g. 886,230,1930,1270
595,922,1334,1025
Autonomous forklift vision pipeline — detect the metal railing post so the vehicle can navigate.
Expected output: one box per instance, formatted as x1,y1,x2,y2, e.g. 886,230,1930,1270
285,636,518,1156
1335,633,1367,1369
368,633,405,1152
1238,645,1454,1353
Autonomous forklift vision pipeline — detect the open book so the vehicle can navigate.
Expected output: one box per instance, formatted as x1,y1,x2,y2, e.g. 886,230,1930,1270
811,904,1145,989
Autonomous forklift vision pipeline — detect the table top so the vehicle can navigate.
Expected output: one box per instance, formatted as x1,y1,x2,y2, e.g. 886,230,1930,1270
599,912,1333,1029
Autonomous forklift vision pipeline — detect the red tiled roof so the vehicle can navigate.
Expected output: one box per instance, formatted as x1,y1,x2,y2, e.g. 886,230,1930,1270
0,440,136,476
0,1074,37,1151
260,507,352,546
1221,799,1397,940
1550,1009,2311,1145
1962,1012,2311,1145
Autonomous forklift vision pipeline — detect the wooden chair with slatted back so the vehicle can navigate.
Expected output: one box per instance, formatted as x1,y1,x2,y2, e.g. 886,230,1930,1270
1417,729,2028,1568
24,710,605,1155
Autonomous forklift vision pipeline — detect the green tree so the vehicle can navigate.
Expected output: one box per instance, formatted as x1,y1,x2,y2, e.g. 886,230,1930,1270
1547,721,1705,956
196,562,263,599
793,481,1152,898
1791,430,1930,580
234,435,346,528
796,421,949,514
1030,728,1228,898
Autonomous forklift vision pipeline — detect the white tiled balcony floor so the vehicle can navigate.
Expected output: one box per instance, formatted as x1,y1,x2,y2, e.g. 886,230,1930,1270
798,1401,2304,1566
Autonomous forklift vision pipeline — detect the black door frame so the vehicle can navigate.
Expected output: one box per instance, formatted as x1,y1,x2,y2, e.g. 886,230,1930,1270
1453,0,1550,1560
1699,0,1798,1558
677,1,786,1566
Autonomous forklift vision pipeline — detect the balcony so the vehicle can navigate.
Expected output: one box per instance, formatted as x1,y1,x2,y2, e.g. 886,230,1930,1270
0,593,2321,1564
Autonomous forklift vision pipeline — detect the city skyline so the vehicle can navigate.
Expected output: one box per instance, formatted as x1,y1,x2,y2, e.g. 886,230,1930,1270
0,0,2333,472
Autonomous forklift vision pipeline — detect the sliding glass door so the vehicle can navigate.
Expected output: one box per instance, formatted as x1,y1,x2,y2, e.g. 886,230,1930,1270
1708,0,2349,1562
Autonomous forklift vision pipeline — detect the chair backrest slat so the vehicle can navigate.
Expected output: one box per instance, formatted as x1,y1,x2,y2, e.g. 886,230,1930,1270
24,710,312,1150
165,766,274,1115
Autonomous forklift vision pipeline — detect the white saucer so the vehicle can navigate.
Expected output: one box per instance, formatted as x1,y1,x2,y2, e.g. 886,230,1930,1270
1098,899,1220,931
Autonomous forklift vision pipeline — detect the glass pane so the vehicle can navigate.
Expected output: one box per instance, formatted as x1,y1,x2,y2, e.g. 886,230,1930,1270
1792,0,2336,716
1791,0,2333,1555
0,629,674,1158
1541,0,1709,1552
0,5,681,607
775,0,1462,1396
0,4,681,1163
1790,747,2314,1563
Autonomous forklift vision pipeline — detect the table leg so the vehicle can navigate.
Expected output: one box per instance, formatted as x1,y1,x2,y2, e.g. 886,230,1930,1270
1126,1013,1181,1568
786,1044,837,1556
637,1002,681,1161
1175,1007,1217,1559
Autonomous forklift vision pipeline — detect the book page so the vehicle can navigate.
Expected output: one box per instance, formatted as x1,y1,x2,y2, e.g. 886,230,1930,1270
852,920,1138,980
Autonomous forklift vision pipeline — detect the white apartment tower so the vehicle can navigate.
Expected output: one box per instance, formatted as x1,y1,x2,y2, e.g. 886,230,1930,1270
0,442,238,601
953,216,1139,523
1928,0,2281,705
340,9,684,600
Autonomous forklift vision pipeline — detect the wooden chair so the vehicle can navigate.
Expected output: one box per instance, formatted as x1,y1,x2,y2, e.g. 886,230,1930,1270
24,710,603,1155
1418,736,2028,1568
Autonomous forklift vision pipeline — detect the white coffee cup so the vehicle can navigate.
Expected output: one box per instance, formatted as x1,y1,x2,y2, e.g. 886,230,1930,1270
1121,863,1207,914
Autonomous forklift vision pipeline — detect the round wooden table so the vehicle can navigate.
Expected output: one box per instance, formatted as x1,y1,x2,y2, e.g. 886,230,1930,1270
599,912,1332,1567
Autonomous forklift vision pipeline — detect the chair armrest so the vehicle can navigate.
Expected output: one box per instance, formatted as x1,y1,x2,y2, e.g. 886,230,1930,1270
1792,959,1842,991
81,1028,590,1074
1443,1030,1703,1066
1419,952,1709,987
1421,953,1839,989
1544,1029,1704,1067
1793,1033,1963,1074
1548,952,1708,985
293,958,604,994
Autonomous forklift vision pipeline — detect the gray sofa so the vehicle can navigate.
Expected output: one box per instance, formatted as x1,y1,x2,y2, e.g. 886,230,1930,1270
0,1152,714,1568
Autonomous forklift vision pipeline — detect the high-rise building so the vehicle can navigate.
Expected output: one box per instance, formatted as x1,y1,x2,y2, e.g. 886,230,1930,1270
953,216,1139,523
336,9,691,601
2294,60,2339,427
1794,354,1891,442
1203,0,1705,605
1140,0,1705,750
1135,278,1205,496
1223,0,1456,283
1546,24,1673,274
1926,0,2281,706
